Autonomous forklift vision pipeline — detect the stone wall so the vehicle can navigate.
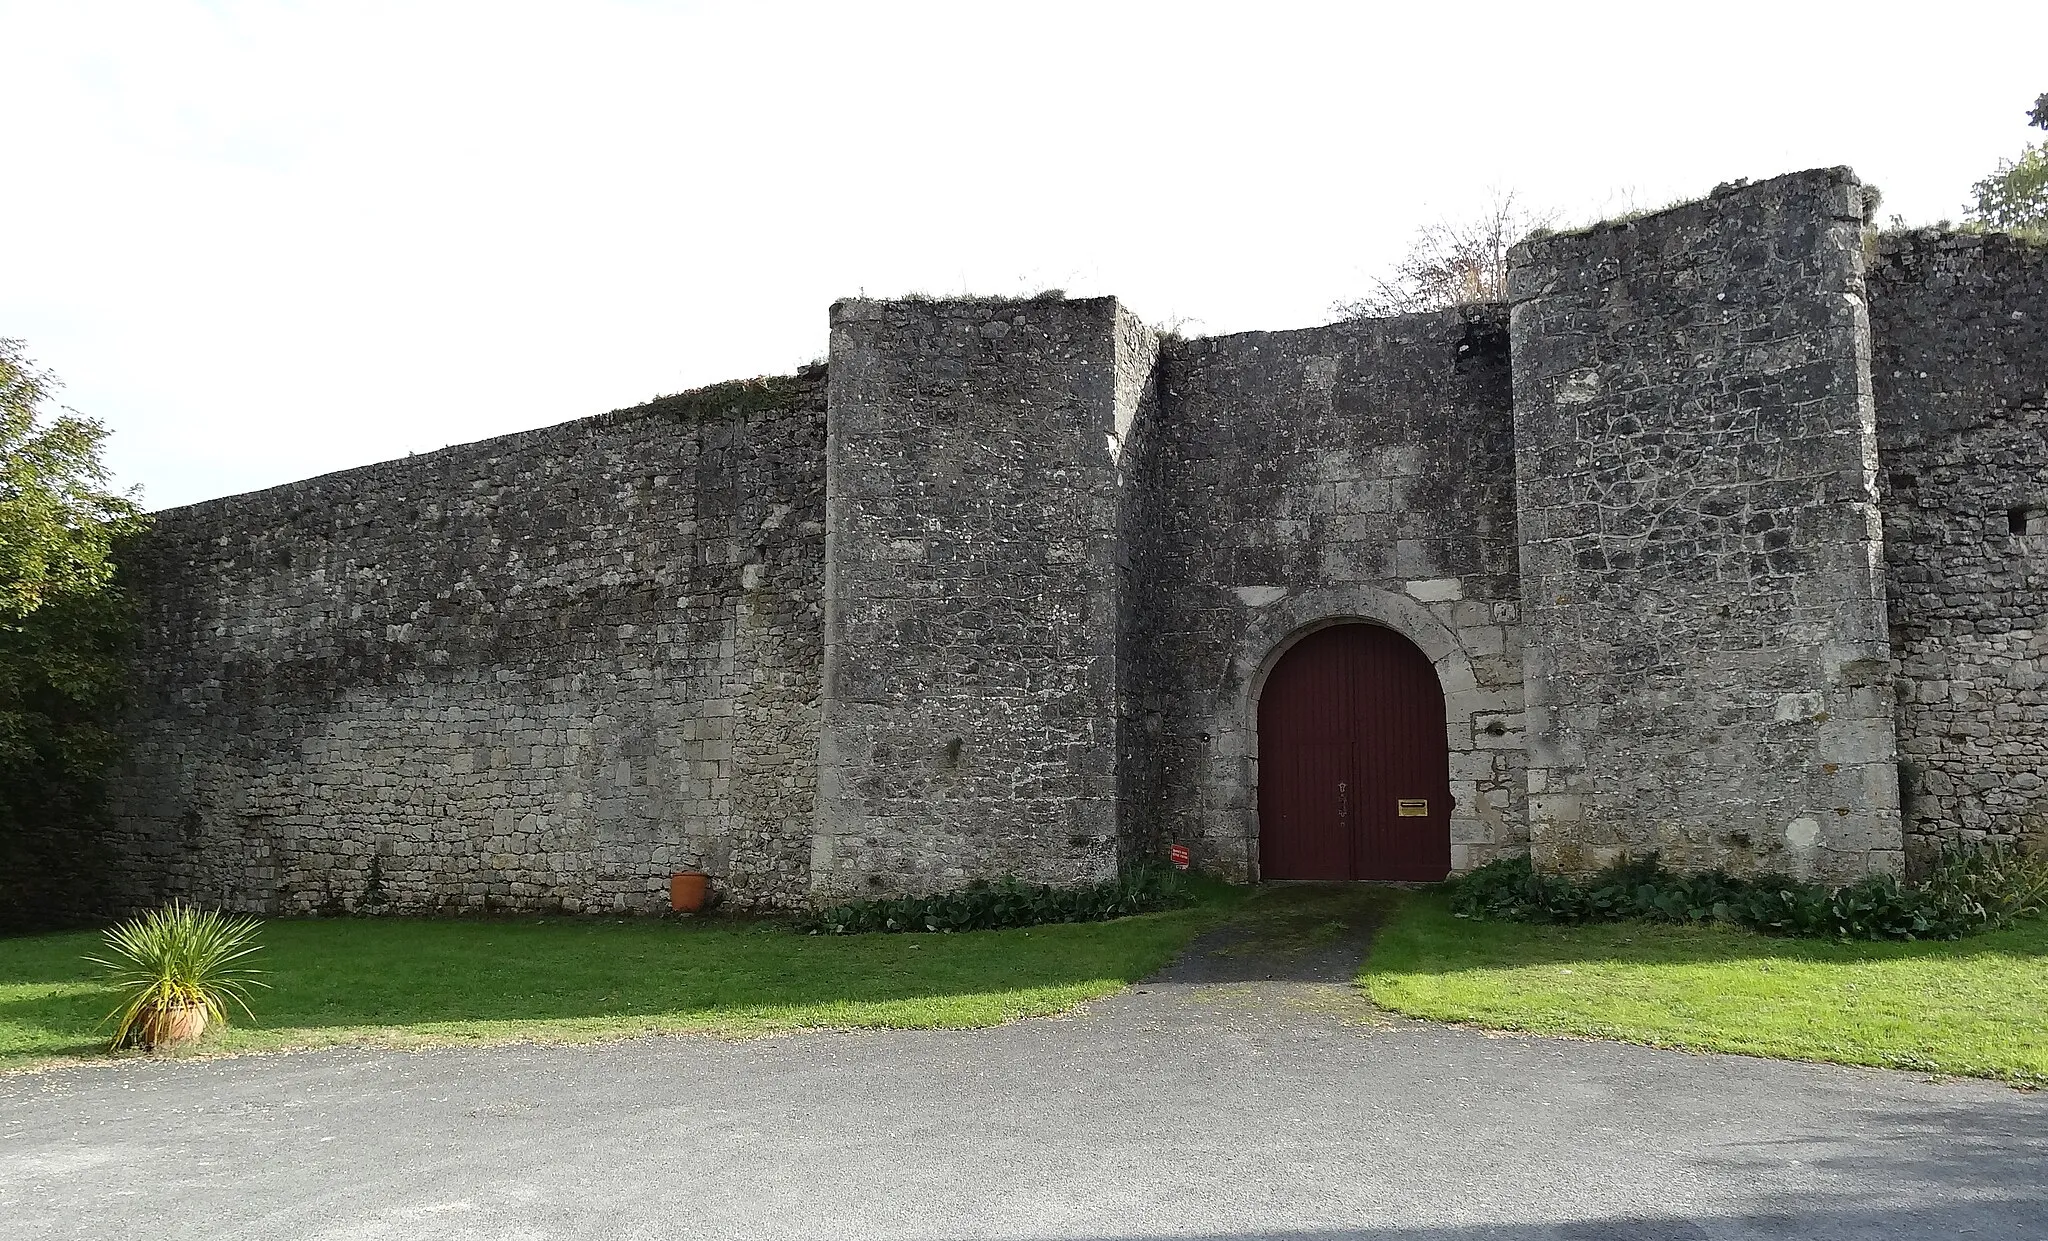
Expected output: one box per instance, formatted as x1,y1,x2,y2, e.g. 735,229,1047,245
814,296,1153,898
92,165,2048,912
106,369,827,915
1870,230,2048,866
1121,308,1527,878
1507,168,1903,883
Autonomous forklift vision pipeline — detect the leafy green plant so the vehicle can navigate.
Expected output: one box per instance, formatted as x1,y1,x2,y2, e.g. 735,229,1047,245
85,901,267,1048
1448,844,2048,942
798,865,1195,936
1919,841,2048,925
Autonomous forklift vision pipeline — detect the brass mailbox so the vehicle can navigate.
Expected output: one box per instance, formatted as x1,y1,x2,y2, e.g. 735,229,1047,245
1396,799,1429,817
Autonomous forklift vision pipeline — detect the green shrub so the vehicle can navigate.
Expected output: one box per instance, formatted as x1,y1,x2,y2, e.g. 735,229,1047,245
85,901,267,1048
1921,842,2048,926
798,866,1196,935
1448,844,2048,942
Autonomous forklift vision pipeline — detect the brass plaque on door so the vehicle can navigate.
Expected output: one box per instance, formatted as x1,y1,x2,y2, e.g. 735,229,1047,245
1397,799,1429,817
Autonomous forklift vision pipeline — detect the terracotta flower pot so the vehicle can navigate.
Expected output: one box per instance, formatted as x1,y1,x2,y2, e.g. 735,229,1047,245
669,871,709,914
136,1002,209,1051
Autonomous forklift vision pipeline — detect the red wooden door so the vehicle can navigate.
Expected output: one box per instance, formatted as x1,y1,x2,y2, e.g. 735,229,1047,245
1257,624,1451,881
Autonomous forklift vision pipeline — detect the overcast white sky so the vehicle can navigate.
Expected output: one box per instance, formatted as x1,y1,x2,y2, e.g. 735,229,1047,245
5,1,2044,510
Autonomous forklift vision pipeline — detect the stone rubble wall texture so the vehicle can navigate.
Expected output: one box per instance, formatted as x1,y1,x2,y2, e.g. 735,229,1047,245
86,164,2048,918
1869,230,2048,867
1506,168,1904,883
1119,309,1527,880
813,297,1150,898
105,371,827,915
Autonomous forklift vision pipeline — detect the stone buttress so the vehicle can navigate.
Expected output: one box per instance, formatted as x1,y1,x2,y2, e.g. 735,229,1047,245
814,296,1156,899
1507,169,1903,882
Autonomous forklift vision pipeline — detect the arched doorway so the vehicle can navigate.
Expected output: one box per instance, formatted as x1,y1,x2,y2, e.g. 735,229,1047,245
1257,623,1451,881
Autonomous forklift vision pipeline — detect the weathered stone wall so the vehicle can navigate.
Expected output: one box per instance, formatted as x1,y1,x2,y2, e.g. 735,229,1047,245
106,370,827,914
815,296,1150,899
1507,168,1903,882
1120,308,1527,878
97,164,2048,910
1870,230,2048,866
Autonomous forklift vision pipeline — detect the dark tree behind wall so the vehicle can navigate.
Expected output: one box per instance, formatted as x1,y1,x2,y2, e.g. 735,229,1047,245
0,339,148,929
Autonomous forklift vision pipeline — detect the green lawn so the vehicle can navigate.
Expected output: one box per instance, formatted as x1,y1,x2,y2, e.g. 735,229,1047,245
0,901,1229,1071
15,886,2045,1084
1362,891,2048,1086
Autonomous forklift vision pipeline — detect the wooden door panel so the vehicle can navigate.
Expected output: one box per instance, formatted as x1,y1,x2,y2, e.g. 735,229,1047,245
1258,624,1450,882
1256,627,1354,880
1262,737,1352,880
1355,630,1451,881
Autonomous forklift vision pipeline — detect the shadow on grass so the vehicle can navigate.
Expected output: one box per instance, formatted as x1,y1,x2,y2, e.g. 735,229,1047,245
1365,888,2048,973
1360,889,2048,1085
0,903,1227,1063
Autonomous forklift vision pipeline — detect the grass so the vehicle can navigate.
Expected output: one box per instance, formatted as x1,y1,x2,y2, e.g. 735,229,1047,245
14,884,2044,1085
0,896,1235,1072
1361,890,2048,1087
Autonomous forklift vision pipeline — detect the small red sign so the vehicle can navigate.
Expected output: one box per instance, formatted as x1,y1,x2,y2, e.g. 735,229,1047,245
1169,843,1190,870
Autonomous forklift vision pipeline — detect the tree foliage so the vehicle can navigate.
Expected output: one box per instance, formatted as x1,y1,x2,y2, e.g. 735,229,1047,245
1,343,145,617
1334,193,1555,319
0,339,148,929
1964,92,2048,236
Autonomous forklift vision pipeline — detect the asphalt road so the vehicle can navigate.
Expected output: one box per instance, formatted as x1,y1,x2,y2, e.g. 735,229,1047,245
4,918,2045,1241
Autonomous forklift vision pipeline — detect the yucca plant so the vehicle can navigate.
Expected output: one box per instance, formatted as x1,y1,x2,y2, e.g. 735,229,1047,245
85,901,268,1051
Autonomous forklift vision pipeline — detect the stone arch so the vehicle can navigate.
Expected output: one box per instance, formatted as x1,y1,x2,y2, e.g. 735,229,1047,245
1206,584,1494,881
